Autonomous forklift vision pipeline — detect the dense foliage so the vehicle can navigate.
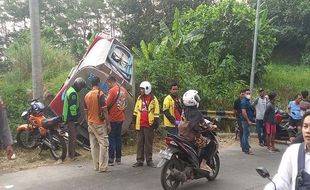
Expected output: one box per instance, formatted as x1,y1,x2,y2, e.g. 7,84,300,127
249,0,310,64
0,0,308,130
133,1,276,109
181,1,277,80
0,32,75,130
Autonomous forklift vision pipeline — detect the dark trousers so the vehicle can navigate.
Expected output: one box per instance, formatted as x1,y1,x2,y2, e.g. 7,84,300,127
237,118,243,146
68,121,77,159
136,127,154,163
108,121,123,162
256,119,266,144
241,121,251,153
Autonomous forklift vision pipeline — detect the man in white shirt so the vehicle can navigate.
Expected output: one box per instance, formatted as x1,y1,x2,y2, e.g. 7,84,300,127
253,88,267,147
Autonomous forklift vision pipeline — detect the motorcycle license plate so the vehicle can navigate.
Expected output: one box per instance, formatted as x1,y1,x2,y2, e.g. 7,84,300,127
159,149,173,160
157,149,173,168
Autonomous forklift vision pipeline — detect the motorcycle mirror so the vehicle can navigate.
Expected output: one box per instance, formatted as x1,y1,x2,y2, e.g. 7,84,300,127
21,111,28,117
256,167,270,178
29,98,39,103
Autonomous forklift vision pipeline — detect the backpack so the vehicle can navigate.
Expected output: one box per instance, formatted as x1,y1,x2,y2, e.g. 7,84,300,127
296,142,310,190
108,85,127,111
97,89,106,121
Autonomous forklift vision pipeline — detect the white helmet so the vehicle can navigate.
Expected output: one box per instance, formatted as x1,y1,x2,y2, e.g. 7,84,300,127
140,81,152,95
183,90,201,107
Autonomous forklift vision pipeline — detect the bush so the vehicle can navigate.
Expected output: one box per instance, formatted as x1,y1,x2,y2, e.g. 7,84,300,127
1,32,75,132
0,81,30,134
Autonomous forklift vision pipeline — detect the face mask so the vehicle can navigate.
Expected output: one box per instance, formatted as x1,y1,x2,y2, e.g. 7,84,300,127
245,95,251,99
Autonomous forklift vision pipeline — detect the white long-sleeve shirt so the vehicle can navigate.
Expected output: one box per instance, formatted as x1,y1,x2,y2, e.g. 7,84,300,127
264,143,310,190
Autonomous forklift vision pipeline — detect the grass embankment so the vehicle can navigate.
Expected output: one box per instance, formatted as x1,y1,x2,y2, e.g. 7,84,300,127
259,64,310,109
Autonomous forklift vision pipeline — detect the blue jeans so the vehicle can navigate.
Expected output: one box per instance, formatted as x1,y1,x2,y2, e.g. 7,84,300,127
256,119,265,144
241,121,251,153
166,126,178,136
108,121,123,162
237,118,243,147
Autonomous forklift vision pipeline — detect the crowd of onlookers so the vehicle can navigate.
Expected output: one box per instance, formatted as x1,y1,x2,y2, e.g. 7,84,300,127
234,88,310,155
0,76,182,172
1,80,309,177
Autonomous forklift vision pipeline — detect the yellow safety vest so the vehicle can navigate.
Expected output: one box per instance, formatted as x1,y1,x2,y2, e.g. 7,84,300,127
133,95,160,130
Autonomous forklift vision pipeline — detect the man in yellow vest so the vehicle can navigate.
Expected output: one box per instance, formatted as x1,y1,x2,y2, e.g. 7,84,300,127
163,83,182,135
132,81,160,167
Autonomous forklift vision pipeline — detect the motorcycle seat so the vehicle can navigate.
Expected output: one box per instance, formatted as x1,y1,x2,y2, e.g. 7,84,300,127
42,116,62,129
168,134,197,150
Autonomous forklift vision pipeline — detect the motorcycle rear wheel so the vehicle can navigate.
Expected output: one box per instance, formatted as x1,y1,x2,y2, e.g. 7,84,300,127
160,157,182,190
48,130,67,161
16,130,37,149
206,153,220,181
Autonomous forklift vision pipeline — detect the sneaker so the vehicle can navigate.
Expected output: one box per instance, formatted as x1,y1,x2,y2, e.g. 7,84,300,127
108,162,114,166
273,148,280,152
245,151,254,155
259,143,264,147
74,152,81,157
147,162,155,168
270,147,280,152
68,157,77,161
116,159,121,165
132,162,143,167
99,169,110,173
269,149,276,153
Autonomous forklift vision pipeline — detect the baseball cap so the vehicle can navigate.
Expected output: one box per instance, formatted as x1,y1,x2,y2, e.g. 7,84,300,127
258,88,264,92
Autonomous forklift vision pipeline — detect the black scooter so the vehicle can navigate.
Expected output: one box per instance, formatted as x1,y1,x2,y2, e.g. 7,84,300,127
157,130,220,190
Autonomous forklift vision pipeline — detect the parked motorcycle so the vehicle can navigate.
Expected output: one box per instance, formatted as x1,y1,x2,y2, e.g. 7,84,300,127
16,99,67,160
157,126,220,190
275,109,296,142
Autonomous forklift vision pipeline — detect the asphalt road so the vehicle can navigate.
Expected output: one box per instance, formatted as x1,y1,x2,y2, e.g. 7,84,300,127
0,143,286,190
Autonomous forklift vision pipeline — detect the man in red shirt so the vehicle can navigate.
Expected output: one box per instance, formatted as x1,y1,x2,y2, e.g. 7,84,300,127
105,76,126,165
132,81,160,167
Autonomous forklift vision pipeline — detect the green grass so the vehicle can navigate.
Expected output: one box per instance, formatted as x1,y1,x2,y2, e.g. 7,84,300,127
258,64,310,109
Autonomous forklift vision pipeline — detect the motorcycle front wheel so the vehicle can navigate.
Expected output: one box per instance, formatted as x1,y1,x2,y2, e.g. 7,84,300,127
160,157,182,190
206,153,220,181
16,130,37,149
48,130,67,161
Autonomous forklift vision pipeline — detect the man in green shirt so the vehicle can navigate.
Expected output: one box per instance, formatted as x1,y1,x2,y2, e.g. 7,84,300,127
63,77,86,160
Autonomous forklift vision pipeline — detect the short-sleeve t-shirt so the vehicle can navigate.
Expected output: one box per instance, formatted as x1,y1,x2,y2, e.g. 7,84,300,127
288,101,301,120
240,98,254,122
106,85,126,122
